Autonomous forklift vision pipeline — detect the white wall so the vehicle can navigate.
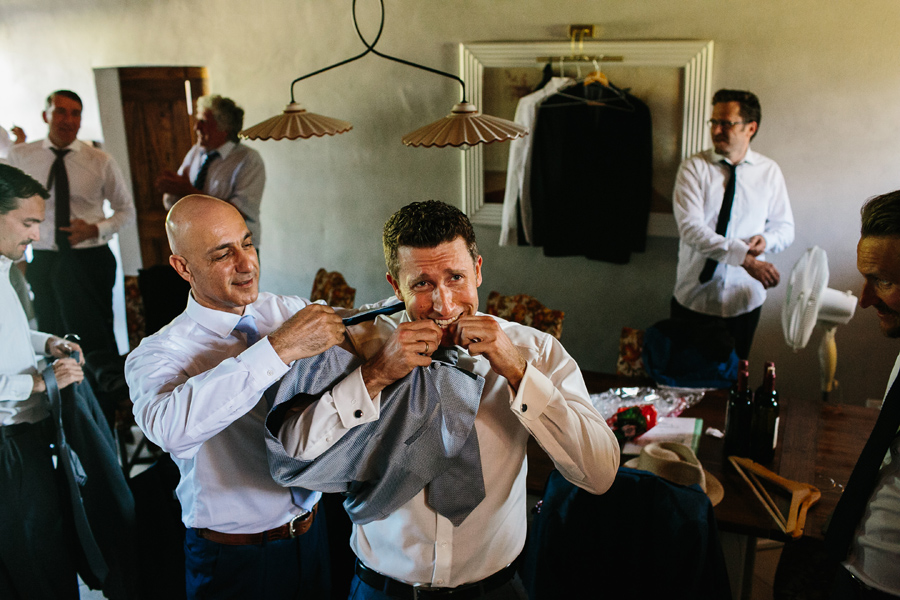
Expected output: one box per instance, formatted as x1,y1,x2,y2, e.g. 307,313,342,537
2,0,899,405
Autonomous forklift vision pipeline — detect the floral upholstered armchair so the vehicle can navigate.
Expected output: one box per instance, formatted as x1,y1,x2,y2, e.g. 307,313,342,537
485,291,565,340
310,268,356,309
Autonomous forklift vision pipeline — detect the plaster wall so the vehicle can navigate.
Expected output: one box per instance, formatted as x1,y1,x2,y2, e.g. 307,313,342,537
2,0,898,405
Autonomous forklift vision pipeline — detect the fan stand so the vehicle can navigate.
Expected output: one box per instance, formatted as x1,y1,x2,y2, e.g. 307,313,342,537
818,323,838,402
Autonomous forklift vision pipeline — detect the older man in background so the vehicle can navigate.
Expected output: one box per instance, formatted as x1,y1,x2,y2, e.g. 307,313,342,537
157,94,266,248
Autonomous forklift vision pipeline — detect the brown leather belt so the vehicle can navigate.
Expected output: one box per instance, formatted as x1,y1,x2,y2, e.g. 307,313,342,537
197,503,318,546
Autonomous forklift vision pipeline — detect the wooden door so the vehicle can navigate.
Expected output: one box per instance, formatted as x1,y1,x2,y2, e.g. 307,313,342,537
118,67,208,268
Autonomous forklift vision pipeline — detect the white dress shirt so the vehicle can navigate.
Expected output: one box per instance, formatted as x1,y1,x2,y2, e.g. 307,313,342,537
500,77,574,247
125,291,319,533
0,256,53,425
278,310,619,588
7,139,135,251
164,141,266,246
845,352,900,595
672,148,794,317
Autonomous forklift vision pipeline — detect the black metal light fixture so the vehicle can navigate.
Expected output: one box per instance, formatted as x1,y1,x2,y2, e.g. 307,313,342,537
239,0,527,147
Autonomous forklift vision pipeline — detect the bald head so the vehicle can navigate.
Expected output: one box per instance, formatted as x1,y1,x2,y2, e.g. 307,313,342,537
167,194,259,314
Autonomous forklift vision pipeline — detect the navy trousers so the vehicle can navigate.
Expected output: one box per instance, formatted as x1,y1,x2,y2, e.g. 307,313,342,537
184,507,331,600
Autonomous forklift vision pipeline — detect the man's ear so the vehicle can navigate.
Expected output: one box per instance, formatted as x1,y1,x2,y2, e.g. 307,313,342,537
386,272,403,302
42,110,49,125
169,254,192,284
474,255,483,288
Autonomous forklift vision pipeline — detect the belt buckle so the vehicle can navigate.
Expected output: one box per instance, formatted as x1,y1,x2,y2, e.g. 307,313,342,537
288,510,310,538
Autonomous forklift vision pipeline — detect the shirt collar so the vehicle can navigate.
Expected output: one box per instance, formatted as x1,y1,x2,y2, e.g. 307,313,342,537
185,292,258,338
42,138,82,152
205,140,236,160
0,255,12,276
706,146,758,167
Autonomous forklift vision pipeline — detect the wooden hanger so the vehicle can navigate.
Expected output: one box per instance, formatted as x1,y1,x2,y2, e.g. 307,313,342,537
729,456,822,538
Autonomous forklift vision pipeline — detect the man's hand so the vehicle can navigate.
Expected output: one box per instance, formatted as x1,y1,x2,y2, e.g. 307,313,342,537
60,219,99,246
49,357,85,390
455,315,527,391
46,336,85,365
268,304,346,364
156,171,199,200
746,235,767,257
11,125,26,144
360,320,442,399
743,254,780,289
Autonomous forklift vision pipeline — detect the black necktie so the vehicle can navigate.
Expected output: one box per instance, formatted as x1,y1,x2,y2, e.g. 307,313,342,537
699,161,737,283
825,377,900,560
193,150,219,190
48,148,71,251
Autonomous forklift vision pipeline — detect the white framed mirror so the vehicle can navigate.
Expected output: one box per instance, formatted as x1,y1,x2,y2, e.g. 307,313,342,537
458,40,714,233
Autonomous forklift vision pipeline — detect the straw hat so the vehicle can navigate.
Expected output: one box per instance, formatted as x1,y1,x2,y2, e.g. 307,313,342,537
624,442,724,506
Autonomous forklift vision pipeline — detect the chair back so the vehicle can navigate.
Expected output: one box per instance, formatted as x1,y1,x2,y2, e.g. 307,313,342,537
310,268,356,309
485,291,564,339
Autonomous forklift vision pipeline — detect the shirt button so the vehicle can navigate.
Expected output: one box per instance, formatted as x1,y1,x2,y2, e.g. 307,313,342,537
354,410,363,418
436,580,444,585
267,369,274,377
521,404,528,412
440,541,448,547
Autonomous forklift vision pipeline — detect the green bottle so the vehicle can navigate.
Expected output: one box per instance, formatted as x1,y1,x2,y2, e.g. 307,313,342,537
750,361,780,464
724,360,753,457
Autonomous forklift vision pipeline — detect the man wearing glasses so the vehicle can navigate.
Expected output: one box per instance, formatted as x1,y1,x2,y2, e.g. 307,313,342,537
670,89,794,359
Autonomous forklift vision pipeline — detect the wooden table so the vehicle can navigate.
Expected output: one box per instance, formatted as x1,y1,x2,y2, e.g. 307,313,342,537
525,371,879,542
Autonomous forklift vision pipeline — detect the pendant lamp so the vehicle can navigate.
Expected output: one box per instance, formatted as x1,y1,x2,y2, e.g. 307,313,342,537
239,0,527,147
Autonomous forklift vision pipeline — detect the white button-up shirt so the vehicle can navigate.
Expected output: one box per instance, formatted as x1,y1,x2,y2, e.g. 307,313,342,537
278,310,619,587
8,139,135,250
125,292,320,533
845,352,900,595
673,148,794,317
0,256,53,425
164,141,266,247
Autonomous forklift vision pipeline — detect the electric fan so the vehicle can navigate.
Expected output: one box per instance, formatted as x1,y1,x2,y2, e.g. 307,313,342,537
782,246,857,400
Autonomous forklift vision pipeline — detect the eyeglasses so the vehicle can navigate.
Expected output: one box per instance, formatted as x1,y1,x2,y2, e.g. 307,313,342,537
708,119,748,130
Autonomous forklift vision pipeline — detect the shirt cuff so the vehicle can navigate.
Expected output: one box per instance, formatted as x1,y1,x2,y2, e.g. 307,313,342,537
333,367,380,428
242,337,290,388
725,239,751,266
509,362,554,421
95,220,112,243
8,374,36,401
31,331,54,356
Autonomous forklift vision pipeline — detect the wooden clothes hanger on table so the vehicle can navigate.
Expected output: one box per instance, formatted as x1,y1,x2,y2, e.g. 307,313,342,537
729,455,822,538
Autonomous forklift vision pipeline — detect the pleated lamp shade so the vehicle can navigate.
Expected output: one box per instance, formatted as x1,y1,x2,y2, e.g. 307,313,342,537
239,102,353,141
401,102,528,148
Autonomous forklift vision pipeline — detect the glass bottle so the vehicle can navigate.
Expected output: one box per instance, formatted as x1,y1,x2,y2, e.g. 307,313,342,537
750,361,780,464
724,360,753,457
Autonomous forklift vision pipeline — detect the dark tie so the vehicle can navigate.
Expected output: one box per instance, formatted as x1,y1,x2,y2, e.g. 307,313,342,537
48,148,71,251
193,150,219,191
825,378,900,560
698,161,738,283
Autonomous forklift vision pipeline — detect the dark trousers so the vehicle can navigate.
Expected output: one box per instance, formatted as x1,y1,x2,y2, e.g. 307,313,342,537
27,246,119,356
0,419,78,600
184,508,331,600
830,566,900,599
347,574,528,600
670,298,762,360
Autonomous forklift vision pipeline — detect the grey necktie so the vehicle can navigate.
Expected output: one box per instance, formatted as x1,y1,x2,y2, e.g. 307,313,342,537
194,150,219,190
266,344,487,527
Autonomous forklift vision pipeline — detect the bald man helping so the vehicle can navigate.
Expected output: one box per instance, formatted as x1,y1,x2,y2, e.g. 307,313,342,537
125,195,344,599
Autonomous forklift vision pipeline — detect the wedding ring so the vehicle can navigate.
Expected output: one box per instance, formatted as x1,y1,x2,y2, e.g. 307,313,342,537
424,342,430,354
